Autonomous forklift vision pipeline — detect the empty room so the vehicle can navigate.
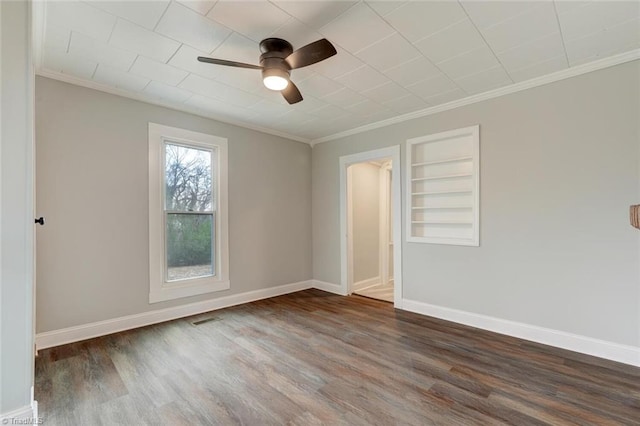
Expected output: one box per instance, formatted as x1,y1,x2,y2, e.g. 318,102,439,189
1,0,639,424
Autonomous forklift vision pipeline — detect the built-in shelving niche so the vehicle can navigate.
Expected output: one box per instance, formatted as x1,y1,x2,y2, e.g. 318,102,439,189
406,125,479,246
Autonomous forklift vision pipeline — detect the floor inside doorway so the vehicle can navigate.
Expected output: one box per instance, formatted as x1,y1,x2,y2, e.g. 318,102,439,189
354,282,393,302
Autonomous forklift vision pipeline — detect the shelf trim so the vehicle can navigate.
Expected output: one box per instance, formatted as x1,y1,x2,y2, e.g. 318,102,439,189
412,189,472,196
411,156,473,167
412,173,472,182
412,206,473,210
411,220,473,225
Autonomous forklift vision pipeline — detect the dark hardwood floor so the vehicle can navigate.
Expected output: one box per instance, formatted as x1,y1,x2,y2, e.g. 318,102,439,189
35,289,640,425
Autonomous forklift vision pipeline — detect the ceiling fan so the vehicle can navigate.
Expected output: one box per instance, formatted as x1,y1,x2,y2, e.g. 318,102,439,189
197,38,337,105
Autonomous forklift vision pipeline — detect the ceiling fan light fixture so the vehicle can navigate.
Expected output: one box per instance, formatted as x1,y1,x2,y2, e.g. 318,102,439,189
262,68,289,91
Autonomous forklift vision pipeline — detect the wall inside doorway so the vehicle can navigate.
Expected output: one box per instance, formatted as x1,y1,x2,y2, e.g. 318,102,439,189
350,162,381,286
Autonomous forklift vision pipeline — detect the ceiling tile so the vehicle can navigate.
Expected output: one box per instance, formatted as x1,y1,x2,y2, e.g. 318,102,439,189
481,2,560,53
46,1,116,41
270,18,324,50
44,25,71,52
565,17,640,65
362,108,397,122
319,3,395,53
279,110,316,127
207,1,291,42
436,46,500,80
271,1,358,29
43,48,97,80
69,31,137,71
507,55,568,82
109,19,180,63
365,1,407,17
554,1,590,15
383,56,441,87
361,80,410,103
414,19,486,64
185,94,251,119
168,44,222,79
558,1,640,41
384,1,467,42
335,65,389,92
93,64,150,92
130,56,188,86
422,88,467,106
144,80,193,103
356,32,421,72
179,74,262,108
209,32,261,65
344,99,390,117
248,99,293,116
381,93,429,114
176,0,217,16
90,1,169,30
497,32,566,72
296,73,345,98
319,87,368,108
308,104,348,120
461,1,541,30
311,47,363,79
407,74,459,100
156,2,231,53
454,65,512,95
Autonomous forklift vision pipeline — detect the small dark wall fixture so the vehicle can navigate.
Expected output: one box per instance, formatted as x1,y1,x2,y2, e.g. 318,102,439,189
631,205,640,229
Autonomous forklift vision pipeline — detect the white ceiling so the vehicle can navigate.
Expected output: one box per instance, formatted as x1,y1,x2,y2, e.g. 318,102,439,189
36,0,640,142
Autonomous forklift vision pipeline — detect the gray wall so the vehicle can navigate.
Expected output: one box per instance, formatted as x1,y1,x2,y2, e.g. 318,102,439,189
312,61,640,347
1,0,35,414
351,162,380,283
35,77,312,333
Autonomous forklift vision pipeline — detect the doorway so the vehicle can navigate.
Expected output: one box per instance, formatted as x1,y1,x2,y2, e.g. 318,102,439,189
339,146,402,308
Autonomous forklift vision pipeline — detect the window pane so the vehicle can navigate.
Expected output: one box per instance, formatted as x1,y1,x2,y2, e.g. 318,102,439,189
165,143,214,212
166,213,215,281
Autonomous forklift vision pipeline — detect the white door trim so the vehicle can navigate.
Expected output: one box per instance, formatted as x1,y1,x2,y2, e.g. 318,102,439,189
339,146,402,308
379,161,392,287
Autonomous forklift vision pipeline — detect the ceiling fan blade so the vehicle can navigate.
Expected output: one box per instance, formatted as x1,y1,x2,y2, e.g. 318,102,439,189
197,56,262,70
282,81,303,104
285,39,337,69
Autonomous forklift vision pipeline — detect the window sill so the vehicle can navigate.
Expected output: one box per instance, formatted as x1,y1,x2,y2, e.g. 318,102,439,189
149,279,230,304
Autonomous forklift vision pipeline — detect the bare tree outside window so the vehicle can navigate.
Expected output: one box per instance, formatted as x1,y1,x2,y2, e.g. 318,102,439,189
164,143,216,281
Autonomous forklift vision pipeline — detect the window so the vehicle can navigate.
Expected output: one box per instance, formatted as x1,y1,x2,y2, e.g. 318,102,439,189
148,123,229,303
406,125,480,246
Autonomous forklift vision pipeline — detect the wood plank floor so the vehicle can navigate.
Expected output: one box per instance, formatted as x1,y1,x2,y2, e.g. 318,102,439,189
355,283,394,303
35,289,640,425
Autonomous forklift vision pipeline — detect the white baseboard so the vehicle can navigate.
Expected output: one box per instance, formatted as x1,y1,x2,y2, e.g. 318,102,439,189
36,280,312,350
353,276,380,291
0,394,38,424
312,279,346,295
402,298,640,367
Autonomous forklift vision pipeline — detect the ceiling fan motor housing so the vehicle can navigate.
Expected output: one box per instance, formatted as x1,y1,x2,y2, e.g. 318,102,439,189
260,38,293,80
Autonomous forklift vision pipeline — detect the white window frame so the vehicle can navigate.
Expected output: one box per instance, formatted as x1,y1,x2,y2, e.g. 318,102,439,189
148,123,229,303
406,125,480,246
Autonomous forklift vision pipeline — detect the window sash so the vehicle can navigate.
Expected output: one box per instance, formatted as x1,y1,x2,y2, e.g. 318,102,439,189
164,211,216,282
163,140,216,214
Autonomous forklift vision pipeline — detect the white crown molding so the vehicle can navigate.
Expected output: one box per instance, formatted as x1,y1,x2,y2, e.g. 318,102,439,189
36,280,312,350
402,298,640,367
311,49,640,146
35,68,312,145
